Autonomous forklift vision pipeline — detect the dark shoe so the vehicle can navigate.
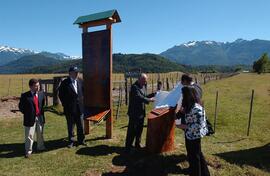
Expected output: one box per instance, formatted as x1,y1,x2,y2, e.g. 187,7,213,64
125,147,131,153
37,147,47,153
25,153,31,158
181,168,190,175
78,142,87,146
135,143,143,149
67,143,74,148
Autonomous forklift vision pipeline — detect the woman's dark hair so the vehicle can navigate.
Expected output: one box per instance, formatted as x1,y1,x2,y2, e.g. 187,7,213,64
181,74,193,84
29,78,39,86
181,86,199,113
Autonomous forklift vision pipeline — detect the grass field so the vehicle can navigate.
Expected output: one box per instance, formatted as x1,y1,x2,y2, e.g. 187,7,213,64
0,73,269,176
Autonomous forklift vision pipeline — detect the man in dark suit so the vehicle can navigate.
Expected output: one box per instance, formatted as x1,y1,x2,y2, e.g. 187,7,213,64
59,66,85,148
125,73,155,152
181,74,203,103
19,78,46,158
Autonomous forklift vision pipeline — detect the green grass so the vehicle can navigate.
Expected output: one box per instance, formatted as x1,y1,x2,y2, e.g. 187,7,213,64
0,73,270,176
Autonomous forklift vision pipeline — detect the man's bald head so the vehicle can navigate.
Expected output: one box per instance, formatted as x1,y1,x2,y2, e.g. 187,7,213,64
138,73,148,86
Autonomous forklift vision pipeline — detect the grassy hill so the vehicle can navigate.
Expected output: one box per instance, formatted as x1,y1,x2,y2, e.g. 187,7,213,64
0,73,269,175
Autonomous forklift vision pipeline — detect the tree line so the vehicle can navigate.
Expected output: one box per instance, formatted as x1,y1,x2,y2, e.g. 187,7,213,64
253,53,270,74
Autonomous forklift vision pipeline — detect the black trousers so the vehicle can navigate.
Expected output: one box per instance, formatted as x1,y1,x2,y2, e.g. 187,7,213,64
125,116,144,150
65,106,85,144
185,137,210,176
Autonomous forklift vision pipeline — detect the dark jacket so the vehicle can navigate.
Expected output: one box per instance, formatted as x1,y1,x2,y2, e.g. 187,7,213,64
192,83,203,101
19,91,45,127
58,77,84,115
127,81,156,119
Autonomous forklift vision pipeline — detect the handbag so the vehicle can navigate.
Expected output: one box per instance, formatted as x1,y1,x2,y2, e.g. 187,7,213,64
206,119,215,136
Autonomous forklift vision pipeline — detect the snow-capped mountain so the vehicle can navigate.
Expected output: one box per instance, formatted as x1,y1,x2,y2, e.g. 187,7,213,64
0,46,36,66
0,45,80,66
38,51,81,60
160,39,270,65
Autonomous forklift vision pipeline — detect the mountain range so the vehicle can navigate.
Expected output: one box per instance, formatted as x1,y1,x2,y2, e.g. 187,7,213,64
1,38,270,73
160,39,270,65
0,45,79,66
0,53,186,74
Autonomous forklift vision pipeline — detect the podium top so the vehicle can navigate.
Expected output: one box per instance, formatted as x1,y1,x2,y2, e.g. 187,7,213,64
148,107,174,119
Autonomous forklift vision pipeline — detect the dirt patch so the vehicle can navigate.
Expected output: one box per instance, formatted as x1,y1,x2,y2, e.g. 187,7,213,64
0,96,21,118
83,170,101,176
207,156,222,169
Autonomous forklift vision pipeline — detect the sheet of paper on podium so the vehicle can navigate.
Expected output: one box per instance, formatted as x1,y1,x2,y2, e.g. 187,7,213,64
154,83,183,109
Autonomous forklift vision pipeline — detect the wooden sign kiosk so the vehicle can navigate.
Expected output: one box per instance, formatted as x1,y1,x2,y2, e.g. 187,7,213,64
74,10,121,138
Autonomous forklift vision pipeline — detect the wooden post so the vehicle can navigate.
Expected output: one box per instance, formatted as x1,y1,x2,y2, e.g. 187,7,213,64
152,77,154,93
45,84,48,106
21,78,24,93
53,77,62,106
247,90,254,136
116,85,122,120
84,120,90,135
125,77,128,106
166,78,169,91
130,77,133,85
106,23,113,139
8,78,11,96
214,91,219,132
162,78,165,90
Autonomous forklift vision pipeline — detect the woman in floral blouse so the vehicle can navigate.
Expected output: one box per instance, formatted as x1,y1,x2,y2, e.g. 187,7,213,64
177,86,210,176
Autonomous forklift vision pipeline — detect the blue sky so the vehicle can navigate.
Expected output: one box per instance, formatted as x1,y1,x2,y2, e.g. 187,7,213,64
1,0,270,56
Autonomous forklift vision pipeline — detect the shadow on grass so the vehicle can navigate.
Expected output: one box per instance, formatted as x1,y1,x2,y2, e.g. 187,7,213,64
86,136,107,142
215,143,270,172
213,137,246,144
76,145,188,176
44,105,64,116
0,138,67,158
120,125,147,129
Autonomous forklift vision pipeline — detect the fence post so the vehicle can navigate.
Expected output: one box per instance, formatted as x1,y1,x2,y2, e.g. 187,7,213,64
166,78,169,91
8,78,11,96
125,77,128,106
151,76,154,93
53,77,62,106
247,89,254,136
162,78,165,90
45,84,48,106
21,78,24,93
116,85,122,120
214,90,219,132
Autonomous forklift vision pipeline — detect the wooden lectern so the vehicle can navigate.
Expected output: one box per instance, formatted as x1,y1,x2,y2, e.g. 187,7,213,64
74,10,121,138
146,107,175,153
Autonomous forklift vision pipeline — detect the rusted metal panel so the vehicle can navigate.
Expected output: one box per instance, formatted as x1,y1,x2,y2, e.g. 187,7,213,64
82,29,111,109
146,107,175,153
